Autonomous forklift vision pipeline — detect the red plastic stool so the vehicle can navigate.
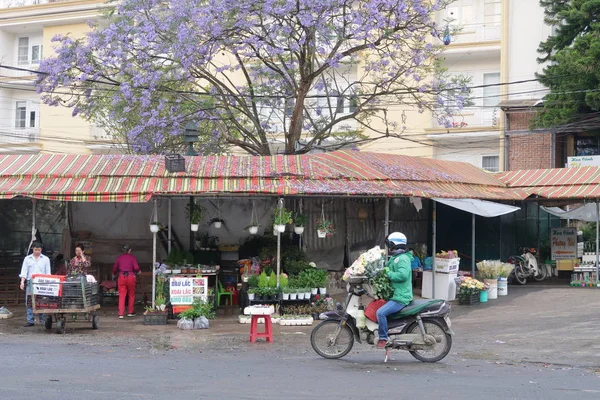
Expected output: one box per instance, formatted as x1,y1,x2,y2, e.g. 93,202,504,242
249,314,273,343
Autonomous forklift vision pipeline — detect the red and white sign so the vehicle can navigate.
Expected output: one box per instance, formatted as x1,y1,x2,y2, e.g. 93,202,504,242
31,274,65,297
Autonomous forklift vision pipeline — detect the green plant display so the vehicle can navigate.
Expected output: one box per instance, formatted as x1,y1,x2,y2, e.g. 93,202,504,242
284,259,311,276
179,298,216,320
293,212,308,227
247,274,259,288
279,274,289,287
186,202,206,224
258,271,269,288
273,208,293,225
268,271,277,288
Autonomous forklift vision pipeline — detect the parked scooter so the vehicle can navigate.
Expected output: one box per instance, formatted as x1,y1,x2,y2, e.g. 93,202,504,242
310,275,453,363
508,247,546,285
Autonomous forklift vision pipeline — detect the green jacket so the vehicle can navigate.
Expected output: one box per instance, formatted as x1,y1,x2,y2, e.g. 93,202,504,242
387,251,413,305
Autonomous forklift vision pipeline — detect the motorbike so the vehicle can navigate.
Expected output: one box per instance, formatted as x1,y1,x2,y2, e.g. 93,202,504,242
310,275,454,363
508,247,546,285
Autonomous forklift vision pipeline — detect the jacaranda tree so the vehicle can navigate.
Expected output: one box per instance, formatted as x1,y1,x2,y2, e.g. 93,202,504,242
37,0,467,155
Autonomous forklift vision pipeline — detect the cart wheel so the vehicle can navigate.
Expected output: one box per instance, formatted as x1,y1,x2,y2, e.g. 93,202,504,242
56,319,65,334
92,314,99,330
45,316,53,330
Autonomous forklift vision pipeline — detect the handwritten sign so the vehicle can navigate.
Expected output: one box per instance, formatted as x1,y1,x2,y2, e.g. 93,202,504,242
31,274,64,296
551,228,577,260
169,277,208,305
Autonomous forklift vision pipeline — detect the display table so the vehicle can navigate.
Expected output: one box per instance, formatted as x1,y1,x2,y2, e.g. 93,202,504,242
421,271,457,301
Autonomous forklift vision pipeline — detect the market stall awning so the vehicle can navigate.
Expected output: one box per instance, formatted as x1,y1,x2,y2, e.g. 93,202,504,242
496,166,600,200
541,203,599,222
0,151,525,202
433,198,520,217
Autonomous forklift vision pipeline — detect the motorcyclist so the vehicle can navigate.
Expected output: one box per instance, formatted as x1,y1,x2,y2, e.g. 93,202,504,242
376,232,413,349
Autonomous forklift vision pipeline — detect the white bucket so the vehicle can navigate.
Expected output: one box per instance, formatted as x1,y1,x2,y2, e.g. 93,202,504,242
497,277,508,296
484,279,498,300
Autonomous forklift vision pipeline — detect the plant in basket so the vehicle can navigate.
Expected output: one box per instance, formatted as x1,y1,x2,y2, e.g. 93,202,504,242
315,218,335,236
456,276,486,305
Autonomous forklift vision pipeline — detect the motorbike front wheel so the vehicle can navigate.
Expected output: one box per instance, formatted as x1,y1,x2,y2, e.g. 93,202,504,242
514,264,528,285
311,320,354,359
407,319,452,363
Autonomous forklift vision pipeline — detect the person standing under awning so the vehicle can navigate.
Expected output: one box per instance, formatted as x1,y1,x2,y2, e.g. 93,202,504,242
112,244,140,319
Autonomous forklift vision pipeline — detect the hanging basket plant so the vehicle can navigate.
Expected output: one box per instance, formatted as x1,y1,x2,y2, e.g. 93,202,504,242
293,211,307,235
316,203,335,238
273,207,292,232
186,202,205,232
246,201,261,235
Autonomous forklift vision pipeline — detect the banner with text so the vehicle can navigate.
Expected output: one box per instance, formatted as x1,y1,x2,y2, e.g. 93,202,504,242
551,228,577,260
31,274,65,296
169,277,208,305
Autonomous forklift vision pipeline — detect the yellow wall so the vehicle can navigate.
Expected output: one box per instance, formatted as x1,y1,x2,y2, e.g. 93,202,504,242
40,23,94,154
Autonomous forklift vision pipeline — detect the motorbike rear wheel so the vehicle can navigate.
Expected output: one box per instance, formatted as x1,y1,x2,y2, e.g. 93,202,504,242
407,319,452,363
533,265,547,281
310,320,354,359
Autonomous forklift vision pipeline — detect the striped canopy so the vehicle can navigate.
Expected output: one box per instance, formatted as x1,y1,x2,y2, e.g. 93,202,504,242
0,150,525,202
497,167,600,200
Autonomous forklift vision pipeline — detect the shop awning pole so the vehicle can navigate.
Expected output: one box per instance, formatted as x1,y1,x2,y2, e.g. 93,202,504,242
152,199,157,308
168,198,172,253
432,200,436,297
276,198,283,288
384,198,390,257
596,200,600,282
472,214,476,277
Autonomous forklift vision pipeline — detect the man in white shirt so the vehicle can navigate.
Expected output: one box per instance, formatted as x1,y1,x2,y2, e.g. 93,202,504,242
19,242,51,327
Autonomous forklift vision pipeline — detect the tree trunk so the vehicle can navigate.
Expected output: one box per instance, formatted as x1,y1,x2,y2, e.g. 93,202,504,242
287,81,310,154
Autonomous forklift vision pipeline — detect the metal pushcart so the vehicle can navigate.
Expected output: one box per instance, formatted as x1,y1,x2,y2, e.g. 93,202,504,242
29,276,100,334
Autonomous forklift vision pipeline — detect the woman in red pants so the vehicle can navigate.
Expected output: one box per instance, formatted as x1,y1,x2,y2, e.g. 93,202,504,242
112,244,140,318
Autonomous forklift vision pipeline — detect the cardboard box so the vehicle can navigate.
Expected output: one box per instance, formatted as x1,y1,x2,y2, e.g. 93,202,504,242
435,257,460,273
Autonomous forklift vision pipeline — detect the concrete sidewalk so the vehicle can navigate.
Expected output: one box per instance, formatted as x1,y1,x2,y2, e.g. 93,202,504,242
1,284,599,369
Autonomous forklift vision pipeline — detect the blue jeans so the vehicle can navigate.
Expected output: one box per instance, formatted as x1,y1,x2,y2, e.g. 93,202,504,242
25,285,45,324
376,300,405,340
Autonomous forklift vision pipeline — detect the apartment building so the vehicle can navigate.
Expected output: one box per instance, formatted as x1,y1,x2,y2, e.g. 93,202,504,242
0,0,111,154
424,0,553,172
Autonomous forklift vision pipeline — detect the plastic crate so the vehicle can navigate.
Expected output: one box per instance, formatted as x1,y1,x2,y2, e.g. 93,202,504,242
143,313,168,325
458,292,480,305
165,154,185,172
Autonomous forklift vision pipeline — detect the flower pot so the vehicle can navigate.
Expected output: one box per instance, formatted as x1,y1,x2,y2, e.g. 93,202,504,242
213,221,222,228
289,293,297,300
297,292,305,300
304,292,311,299
311,288,318,295
294,226,305,235
317,230,327,238
149,224,160,233
282,293,290,300
479,290,488,303
275,224,286,233
248,293,255,301
191,223,199,232
249,226,259,235
497,277,508,296
319,287,327,295
484,279,498,300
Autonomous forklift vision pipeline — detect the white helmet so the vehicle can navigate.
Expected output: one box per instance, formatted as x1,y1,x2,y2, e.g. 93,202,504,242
386,232,407,251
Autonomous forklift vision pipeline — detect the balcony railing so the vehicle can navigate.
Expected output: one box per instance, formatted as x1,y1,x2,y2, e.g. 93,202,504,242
0,127,39,144
433,107,499,129
0,62,39,81
0,0,53,8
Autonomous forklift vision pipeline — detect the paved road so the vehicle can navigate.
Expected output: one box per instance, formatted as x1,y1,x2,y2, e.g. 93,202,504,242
1,285,599,399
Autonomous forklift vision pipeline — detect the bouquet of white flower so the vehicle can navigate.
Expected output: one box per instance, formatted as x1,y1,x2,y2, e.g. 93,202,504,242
343,246,386,280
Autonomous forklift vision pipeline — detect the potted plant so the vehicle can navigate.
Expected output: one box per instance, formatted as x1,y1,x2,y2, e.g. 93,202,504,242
186,202,206,232
293,212,308,235
207,217,225,229
149,221,160,233
296,287,305,300
245,223,260,235
281,287,291,300
316,218,335,238
273,207,293,233
289,287,298,300
303,287,311,299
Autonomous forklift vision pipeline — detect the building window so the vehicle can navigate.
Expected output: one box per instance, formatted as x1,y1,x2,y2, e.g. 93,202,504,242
30,111,36,128
15,102,27,128
482,155,499,172
575,136,600,156
31,45,42,64
18,37,29,65
482,72,500,107
483,0,501,40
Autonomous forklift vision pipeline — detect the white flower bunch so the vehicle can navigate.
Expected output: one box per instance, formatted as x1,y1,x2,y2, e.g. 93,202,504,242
343,246,385,280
